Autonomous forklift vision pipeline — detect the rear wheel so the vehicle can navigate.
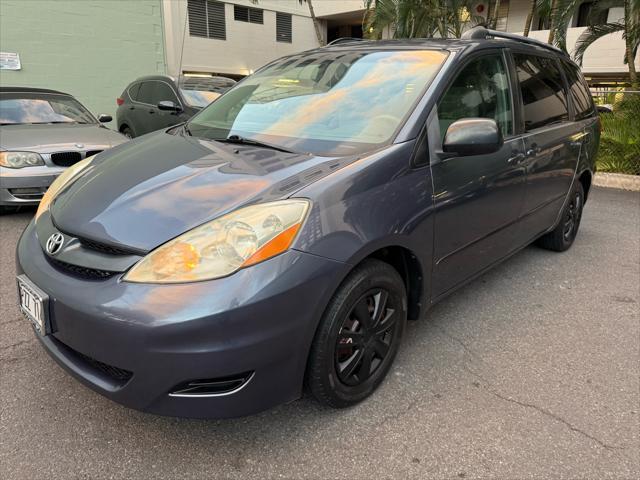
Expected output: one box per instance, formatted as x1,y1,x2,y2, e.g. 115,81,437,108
121,126,134,138
306,259,407,408
537,181,585,252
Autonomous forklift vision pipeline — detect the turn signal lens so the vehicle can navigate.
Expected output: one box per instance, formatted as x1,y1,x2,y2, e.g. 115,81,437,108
124,199,311,283
35,156,95,220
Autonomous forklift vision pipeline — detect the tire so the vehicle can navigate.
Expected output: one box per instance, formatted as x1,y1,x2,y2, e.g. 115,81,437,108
306,259,407,408
121,126,134,139
537,181,585,252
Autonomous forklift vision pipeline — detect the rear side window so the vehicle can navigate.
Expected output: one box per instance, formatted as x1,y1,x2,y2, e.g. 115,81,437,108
563,61,595,120
513,54,569,130
127,83,141,101
137,81,179,105
438,54,513,139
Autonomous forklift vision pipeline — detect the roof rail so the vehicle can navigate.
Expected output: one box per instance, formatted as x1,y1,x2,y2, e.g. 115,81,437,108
462,26,568,57
325,37,366,46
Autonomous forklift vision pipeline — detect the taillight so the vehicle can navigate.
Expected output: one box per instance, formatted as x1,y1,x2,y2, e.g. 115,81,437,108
116,97,124,106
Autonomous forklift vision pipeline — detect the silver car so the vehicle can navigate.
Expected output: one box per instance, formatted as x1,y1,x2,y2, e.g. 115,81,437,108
0,87,127,212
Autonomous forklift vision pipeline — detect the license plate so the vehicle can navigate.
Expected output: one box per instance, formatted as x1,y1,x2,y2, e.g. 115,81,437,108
17,275,49,336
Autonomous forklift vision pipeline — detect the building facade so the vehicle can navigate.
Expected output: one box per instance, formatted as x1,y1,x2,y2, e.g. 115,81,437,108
0,0,167,118
161,0,365,78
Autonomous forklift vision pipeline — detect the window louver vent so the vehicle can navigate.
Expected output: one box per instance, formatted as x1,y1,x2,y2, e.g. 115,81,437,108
234,5,263,24
276,12,292,43
187,0,225,40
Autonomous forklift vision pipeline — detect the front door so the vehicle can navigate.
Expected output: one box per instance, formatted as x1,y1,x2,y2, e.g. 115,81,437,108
430,51,526,298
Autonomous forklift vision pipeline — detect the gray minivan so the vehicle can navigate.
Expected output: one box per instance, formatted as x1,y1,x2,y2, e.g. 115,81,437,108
17,28,599,418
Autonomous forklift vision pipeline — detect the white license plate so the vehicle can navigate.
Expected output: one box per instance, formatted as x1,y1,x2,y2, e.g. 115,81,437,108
17,275,49,336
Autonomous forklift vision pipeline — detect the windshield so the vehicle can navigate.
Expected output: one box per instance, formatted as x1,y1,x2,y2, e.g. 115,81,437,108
180,77,236,108
187,50,448,155
0,93,96,125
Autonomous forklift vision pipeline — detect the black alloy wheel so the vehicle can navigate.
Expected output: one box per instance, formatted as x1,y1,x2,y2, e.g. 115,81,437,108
306,259,407,408
537,181,585,252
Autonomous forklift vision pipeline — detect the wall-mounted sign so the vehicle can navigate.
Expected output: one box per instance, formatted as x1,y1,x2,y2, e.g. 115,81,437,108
0,52,21,70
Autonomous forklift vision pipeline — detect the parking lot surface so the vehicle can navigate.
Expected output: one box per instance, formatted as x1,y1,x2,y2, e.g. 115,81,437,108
1,187,638,479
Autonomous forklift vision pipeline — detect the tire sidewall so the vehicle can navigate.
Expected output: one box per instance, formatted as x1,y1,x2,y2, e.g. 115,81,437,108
310,261,407,406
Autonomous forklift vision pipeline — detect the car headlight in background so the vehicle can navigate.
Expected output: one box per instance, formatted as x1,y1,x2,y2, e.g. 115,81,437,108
0,151,44,168
124,199,311,283
35,155,95,220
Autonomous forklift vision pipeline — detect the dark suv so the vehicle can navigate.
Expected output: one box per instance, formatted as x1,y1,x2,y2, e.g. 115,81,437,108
115,75,235,138
17,28,599,418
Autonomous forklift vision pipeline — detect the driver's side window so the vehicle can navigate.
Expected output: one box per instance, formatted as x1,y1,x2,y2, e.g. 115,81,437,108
438,54,513,140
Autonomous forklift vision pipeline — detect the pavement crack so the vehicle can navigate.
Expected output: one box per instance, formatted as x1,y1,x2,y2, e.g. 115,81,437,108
432,324,483,363
0,339,33,351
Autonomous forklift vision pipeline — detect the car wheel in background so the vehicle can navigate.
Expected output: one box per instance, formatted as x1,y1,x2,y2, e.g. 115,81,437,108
537,181,585,252
306,259,407,408
121,126,134,138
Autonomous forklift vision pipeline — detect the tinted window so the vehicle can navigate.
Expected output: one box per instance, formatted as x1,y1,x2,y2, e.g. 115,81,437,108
438,54,513,139
127,83,141,101
514,54,569,130
563,61,595,120
137,81,179,105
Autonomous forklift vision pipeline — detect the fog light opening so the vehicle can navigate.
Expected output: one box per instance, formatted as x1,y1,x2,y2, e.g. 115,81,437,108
168,371,254,397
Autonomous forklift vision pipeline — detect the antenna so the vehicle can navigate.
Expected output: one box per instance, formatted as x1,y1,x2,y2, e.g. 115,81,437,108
177,1,189,78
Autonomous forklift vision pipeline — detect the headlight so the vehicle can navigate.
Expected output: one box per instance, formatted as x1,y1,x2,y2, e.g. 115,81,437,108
0,151,44,168
124,199,311,283
35,155,95,220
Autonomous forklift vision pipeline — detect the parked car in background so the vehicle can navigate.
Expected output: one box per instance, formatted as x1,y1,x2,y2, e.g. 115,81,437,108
16,28,598,418
116,75,236,138
0,87,127,213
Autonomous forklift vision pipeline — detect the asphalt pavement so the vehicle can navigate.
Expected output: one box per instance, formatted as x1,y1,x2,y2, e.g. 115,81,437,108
1,187,638,479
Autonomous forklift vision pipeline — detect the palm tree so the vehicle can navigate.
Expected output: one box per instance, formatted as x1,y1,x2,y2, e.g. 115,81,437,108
523,0,539,36
364,0,484,39
299,0,324,46
573,0,639,87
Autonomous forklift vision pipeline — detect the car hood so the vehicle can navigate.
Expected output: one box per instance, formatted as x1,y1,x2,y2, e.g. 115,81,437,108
0,124,127,152
50,130,358,252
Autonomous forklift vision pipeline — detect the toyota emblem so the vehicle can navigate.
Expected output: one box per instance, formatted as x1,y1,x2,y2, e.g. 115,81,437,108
46,233,64,255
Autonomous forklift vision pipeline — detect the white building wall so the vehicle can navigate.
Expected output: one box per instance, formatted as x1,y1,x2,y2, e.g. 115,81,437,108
163,0,366,77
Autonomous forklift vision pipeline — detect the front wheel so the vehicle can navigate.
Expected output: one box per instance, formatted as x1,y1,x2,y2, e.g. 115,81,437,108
537,181,585,252
306,259,407,408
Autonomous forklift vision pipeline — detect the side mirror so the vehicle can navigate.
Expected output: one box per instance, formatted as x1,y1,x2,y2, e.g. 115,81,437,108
97,114,112,123
442,118,503,156
158,100,182,112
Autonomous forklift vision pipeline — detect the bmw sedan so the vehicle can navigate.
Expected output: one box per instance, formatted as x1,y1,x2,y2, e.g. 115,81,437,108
1,87,127,212
16,30,598,418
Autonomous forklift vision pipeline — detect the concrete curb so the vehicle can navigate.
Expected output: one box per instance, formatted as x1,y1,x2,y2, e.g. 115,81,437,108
593,172,640,191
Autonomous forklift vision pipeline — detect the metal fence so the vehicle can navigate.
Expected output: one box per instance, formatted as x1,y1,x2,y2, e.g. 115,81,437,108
591,89,640,176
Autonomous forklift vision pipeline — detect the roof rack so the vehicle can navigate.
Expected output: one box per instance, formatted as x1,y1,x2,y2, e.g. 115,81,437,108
325,37,366,46
462,26,568,57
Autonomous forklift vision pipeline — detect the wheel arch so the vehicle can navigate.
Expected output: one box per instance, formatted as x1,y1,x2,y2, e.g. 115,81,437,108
578,168,593,203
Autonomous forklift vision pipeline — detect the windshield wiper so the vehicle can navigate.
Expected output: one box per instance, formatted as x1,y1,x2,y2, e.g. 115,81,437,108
216,135,295,153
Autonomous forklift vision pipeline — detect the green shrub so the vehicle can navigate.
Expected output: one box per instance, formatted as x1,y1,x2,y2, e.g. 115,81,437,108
596,97,640,175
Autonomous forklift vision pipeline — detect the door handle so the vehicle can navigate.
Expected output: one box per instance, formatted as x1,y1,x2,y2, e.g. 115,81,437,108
507,152,525,164
148,110,155,114
129,107,135,110
526,147,541,157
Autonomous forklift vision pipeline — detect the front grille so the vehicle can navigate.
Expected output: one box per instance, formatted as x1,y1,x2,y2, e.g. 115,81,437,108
48,257,115,280
9,187,47,200
51,151,82,167
74,350,133,382
79,237,136,256
84,150,103,157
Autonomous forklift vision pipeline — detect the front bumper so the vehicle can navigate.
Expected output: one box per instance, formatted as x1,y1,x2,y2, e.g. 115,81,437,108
1,166,64,205
17,220,348,418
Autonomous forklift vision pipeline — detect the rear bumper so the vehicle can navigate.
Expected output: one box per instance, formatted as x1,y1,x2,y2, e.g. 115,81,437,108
1,166,63,205
17,219,348,418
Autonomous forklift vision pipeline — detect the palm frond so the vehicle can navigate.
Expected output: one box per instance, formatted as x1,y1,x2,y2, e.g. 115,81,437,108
573,22,625,64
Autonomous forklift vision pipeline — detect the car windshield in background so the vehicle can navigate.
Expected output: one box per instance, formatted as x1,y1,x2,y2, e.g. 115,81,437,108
187,50,448,156
180,77,236,108
0,93,96,125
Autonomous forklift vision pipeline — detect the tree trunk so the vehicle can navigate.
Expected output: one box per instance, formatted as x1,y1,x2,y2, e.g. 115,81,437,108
306,0,325,46
548,0,558,44
491,0,502,29
523,0,536,37
624,0,638,87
